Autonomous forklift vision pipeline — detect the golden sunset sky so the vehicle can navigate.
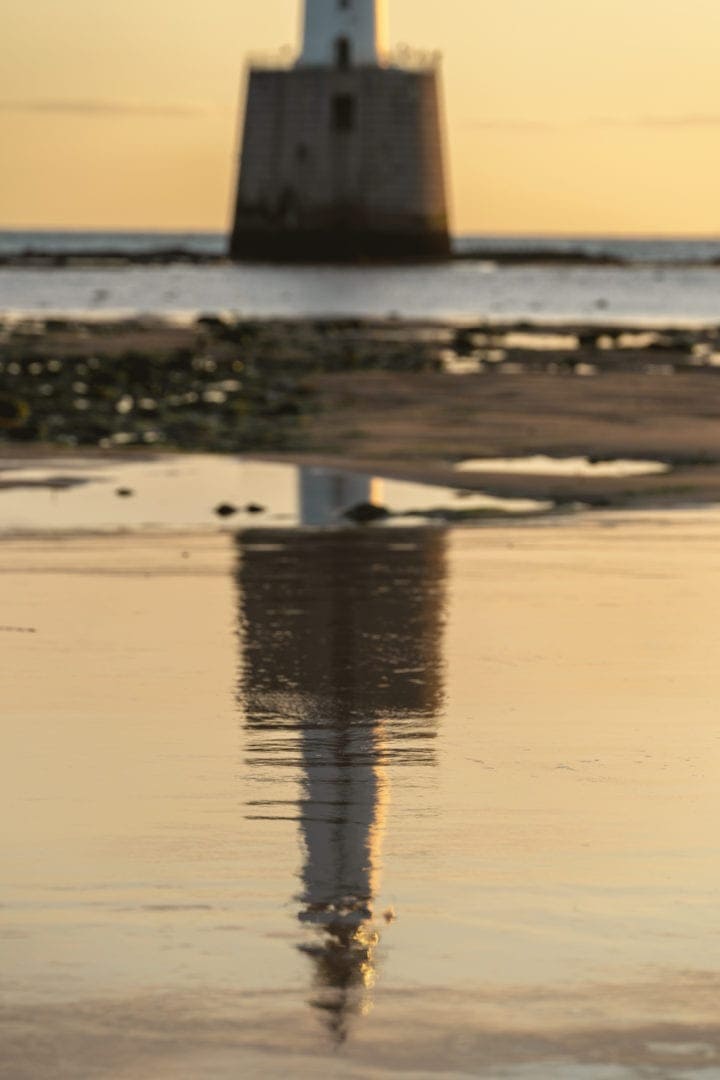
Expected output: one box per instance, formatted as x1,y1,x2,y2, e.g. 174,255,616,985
3,0,720,235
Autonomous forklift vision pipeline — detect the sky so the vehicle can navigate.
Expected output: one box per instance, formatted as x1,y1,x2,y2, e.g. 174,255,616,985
3,0,720,236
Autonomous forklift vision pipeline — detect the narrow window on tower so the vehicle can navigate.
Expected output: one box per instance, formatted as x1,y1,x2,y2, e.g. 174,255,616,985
331,93,356,132
335,36,352,69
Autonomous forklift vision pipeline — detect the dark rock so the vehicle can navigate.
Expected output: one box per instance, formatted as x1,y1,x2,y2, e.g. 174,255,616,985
196,315,228,332
245,503,266,514
214,503,239,518
0,395,30,428
115,488,135,498
342,502,391,524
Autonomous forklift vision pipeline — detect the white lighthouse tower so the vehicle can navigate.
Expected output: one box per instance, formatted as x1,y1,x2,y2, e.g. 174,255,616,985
298,0,388,67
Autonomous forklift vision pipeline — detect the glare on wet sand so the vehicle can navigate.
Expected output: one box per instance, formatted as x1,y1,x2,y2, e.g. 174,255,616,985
2,508,720,1078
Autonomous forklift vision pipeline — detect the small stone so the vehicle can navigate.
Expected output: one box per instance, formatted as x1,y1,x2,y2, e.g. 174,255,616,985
0,395,30,428
214,503,238,518
245,503,266,514
115,488,134,498
343,502,391,524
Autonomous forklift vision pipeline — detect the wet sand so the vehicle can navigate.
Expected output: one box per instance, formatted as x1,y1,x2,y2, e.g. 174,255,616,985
269,368,720,507
3,510,720,1078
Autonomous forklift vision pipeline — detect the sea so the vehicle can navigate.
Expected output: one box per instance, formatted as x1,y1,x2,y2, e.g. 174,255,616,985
2,230,720,323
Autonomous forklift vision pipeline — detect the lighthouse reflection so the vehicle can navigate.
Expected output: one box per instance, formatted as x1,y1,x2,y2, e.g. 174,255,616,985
236,526,446,1041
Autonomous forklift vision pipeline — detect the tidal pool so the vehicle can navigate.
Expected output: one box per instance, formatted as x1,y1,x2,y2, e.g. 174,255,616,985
455,455,669,479
0,455,550,533
2,507,720,1078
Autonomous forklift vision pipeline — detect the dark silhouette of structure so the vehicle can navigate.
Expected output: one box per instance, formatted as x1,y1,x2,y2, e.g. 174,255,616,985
230,0,451,262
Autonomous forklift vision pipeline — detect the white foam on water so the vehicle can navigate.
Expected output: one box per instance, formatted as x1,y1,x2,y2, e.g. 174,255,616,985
455,455,670,478
4,263,720,323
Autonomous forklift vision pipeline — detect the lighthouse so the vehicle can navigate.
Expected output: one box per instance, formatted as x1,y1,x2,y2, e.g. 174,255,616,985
229,0,451,262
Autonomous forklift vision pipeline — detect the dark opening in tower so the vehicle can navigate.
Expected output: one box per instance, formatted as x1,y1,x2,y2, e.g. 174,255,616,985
335,37,352,69
331,93,356,132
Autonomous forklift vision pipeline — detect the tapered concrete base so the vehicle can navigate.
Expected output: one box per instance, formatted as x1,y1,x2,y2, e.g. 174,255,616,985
230,65,450,264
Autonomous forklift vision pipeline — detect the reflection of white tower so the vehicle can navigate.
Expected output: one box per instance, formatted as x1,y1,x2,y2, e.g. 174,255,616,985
299,728,386,918
298,720,388,1039
300,467,384,526
237,528,446,1043
299,0,388,67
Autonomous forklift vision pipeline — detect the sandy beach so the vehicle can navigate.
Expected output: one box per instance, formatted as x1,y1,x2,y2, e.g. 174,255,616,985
2,318,719,1075
3,282,720,1080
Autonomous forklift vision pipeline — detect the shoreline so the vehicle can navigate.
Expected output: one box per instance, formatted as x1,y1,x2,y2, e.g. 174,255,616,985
2,313,720,513
3,311,720,331
4,250,720,270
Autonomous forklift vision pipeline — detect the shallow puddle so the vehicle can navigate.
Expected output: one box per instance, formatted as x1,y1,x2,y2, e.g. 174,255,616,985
456,454,669,478
0,455,551,532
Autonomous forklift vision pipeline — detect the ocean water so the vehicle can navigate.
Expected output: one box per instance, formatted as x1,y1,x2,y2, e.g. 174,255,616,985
2,230,720,323
3,261,720,324
3,504,720,1078
0,230,227,259
4,230,720,264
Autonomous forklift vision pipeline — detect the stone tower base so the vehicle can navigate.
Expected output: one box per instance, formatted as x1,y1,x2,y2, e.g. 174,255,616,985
230,65,450,262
